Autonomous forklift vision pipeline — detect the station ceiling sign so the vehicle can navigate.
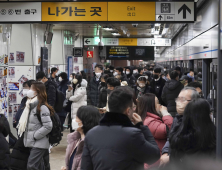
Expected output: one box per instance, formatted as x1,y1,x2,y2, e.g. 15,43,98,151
0,1,195,22
84,38,171,46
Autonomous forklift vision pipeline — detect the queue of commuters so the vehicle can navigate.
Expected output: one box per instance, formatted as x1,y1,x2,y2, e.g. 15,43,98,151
0,64,215,170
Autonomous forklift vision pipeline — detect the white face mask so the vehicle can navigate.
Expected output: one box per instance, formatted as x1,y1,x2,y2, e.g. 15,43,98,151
133,70,138,74
113,72,118,76
55,71,59,76
27,90,36,99
73,79,78,84
22,89,29,97
59,77,62,82
126,71,130,75
72,119,83,131
139,83,145,88
164,69,166,72
69,77,73,81
95,72,101,77
110,70,113,73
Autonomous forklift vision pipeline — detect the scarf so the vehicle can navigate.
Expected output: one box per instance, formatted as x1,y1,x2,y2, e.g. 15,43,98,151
137,86,146,98
17,96,38,137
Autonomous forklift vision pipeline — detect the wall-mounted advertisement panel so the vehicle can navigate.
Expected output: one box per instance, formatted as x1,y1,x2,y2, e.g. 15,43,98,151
106,46,154,60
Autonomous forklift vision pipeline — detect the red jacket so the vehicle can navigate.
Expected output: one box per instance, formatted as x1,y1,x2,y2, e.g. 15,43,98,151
144,112,173,169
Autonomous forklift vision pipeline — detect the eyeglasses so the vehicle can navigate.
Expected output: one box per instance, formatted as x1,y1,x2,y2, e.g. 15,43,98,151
175,97,191,103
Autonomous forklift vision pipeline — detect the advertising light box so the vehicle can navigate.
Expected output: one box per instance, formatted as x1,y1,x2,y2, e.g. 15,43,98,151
106,46,154,60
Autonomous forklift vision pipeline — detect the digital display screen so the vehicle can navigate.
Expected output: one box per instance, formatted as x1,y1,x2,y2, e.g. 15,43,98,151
106,46,154,60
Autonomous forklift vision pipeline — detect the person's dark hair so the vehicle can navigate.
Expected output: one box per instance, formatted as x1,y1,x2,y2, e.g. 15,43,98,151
170,70,179,80
107,77,120,87
74,74,83,87
133,66,138,70
115,67,123,74
101,74,109,83
169,98,216,160
188,82,202,90
36,71,46,80
32,82,54,116
144,66,149,70
190,69,194,72
95,64,103,71
51,67,58,74
154,67,161,73
137,93,159,121
174,66,181,72
80,70,87,79
138,67,144,74
23,79,36,88
109,65,114,70
104,70,110,75
108,86,134,113
59,72,68,80
71,73,75,78
164,70,170,77
76,106,101,135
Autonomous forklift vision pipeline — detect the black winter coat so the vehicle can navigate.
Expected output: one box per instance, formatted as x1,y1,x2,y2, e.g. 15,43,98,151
0,115,10,170
45,80,57,108
81,112,160,170
88,76,100,107
58,79,69,117
14,97,27,128
161,80,184,117
150,77,166,105
127,74,136,88
135,85,151,99
98,84,107,108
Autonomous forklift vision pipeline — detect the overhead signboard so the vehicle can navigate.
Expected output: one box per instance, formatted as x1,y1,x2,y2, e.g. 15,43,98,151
106,46,154,60
0,1,195,22
84,38,171,46
0,2,41,22
156,2,194,21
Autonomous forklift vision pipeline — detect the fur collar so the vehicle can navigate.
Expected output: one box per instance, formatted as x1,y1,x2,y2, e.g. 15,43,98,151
100,112,134,127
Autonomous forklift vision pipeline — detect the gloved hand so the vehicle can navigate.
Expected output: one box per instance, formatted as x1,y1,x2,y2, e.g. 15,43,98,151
160,106,171,117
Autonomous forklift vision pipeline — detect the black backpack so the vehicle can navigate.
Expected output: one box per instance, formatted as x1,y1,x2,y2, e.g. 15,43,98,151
54,89,65,113
37,106,63,146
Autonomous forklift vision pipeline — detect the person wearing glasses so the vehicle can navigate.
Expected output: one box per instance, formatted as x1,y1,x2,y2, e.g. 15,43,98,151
159,87,200,167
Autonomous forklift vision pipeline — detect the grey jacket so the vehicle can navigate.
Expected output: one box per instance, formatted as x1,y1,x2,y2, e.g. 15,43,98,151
23,101,53,149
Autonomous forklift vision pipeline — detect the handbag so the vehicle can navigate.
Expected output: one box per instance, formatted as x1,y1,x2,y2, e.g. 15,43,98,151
63,99,72,112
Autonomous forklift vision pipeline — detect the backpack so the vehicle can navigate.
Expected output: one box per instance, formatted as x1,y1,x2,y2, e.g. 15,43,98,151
37,106,63,146
54,89,65,113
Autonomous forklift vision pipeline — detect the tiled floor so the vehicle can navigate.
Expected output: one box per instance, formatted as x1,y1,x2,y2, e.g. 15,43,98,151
50,129,69,170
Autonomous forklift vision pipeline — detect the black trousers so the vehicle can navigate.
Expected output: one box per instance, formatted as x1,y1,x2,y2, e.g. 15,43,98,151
27,148,50,170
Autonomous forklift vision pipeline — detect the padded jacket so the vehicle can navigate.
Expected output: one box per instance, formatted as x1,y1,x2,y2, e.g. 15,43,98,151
88,76,100,107
23,101,53,149
150,77,166,105
45,80,57,108
66,80,87,120
65,131,84,170
0,114,10,170
161,80,184,117
81,112,160,170
58,79,69,117
98,84,107,108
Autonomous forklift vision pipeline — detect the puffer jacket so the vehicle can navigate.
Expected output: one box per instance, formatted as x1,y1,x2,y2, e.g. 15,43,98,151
81,112,160,170
143,112,173,169
0,114,10,170
65,131,84,170
45,80,57,107
125,66,136,88
23,101,53,149
161,79,184,116
150,77,166,105
66,80,87,120
98,84,107,108
88,76,100,106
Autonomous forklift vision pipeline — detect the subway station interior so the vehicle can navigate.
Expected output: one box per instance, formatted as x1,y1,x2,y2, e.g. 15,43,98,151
1,0,222,169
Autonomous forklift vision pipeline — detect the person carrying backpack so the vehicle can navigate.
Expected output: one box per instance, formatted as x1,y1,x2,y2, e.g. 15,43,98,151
17,82,53,170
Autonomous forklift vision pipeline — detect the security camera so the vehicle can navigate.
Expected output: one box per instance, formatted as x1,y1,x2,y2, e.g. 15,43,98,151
98,41,104,46
132,24,138,28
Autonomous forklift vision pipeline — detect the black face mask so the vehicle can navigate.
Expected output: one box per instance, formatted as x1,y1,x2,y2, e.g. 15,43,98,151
153,74,159,79
101,82,106,86
107,89,112,94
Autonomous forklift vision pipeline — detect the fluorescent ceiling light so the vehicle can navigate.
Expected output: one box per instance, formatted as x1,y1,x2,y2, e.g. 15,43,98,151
112,33,121,36
155,23,161,26
103,27,114,31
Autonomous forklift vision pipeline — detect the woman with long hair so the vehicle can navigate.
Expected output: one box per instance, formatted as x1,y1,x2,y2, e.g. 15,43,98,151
66,74,87,132
19,82,53,170
61,106,101,170
169,98,216,162
137,93,173,169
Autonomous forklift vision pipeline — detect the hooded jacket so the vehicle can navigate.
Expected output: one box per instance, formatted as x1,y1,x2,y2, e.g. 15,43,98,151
45,79,57,108
66,80,87,120
161,79,184,116
125,67,136,88
81,112,160,170
65,131,84,170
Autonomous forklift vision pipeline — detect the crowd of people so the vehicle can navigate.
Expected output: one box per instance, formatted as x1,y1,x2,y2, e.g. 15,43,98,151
0,63,216,170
